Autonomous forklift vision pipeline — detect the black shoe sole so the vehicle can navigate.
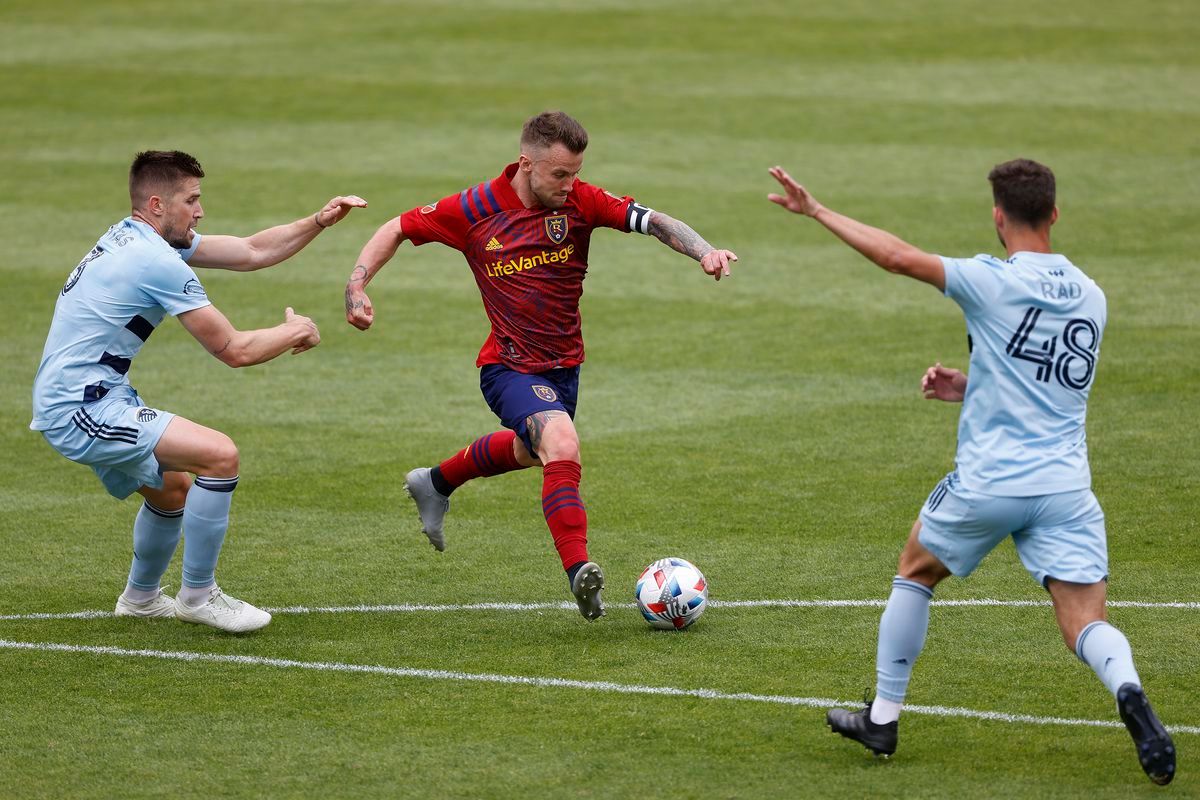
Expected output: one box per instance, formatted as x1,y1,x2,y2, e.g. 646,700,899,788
1117,684,1176,786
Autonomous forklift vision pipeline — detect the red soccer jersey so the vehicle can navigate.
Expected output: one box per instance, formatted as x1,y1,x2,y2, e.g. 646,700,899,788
399,163,648,373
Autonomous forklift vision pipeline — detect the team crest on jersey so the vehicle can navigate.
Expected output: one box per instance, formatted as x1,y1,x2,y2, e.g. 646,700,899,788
545,215,568,244
420,203,437,214
532,385,558,402
137,408,157,423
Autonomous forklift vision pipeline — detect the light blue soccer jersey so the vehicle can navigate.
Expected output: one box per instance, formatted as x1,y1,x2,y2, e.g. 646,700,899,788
941,251,1107,496
30,219,209,430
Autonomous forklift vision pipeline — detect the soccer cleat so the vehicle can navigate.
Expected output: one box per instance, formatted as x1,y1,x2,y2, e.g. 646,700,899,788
114,589,176,618
174,586,271,633
827,699,898,757
570,562,606,621
1117,683,1176,785
404,467,450,552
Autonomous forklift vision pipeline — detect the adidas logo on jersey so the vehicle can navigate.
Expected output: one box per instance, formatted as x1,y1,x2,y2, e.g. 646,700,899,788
485,237,504,251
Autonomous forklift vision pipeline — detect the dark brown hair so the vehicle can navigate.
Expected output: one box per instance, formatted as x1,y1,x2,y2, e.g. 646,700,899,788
987,158,1056,226
129,150,205,206
520,111,588,154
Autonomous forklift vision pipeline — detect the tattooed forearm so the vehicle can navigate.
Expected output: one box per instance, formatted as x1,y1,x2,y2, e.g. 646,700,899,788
526,410,566,455
344,287,364,315
212,337,231,356
348,265,368,284
647,213,714,262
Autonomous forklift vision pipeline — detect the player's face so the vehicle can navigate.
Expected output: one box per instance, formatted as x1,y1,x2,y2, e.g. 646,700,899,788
159,177,204,249
524,144,584,209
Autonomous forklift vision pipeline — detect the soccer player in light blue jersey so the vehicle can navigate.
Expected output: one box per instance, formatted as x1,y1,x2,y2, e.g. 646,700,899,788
31,151,366,633
768,160,1174,785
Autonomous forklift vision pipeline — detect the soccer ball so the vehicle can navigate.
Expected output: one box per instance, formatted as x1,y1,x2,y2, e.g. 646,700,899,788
635,557,709,630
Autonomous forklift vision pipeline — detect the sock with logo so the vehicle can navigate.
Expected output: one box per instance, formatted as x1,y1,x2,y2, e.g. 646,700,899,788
872,576,934,723
542,460,588,570
434,431,527,496
181,475,238,598
1076,620,1142,696
125,500,184,595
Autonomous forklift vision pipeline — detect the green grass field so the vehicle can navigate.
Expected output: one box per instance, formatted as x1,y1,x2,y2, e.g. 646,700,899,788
1,1,1198,797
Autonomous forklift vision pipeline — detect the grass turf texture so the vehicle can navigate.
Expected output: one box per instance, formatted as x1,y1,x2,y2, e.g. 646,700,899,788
1,0,1198,797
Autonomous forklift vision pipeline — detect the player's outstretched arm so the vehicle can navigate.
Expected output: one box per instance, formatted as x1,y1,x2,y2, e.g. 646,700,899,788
767,166,945,291
190,195,368,272
345,215,407,330
921,362,967,402
645,212,738,282
178,305,321,368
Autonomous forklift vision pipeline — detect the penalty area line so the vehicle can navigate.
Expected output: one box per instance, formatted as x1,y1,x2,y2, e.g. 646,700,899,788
1,598,1198,622
1,638,1198,736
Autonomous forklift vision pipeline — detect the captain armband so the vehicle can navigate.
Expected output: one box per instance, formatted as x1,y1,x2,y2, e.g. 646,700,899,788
626,202,653,235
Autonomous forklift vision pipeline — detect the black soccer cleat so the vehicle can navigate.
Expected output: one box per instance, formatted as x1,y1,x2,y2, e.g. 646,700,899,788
827,700,898,757
1117,683,1176,785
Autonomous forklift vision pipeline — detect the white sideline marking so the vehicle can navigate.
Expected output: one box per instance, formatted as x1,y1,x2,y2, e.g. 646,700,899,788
1,638,1197,736
2,598,1198,622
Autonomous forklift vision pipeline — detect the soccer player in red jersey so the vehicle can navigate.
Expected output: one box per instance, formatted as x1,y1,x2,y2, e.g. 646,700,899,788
344,111,737,621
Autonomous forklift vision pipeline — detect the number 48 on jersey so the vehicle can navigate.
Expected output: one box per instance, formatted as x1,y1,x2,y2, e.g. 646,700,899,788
1005,306,1099,390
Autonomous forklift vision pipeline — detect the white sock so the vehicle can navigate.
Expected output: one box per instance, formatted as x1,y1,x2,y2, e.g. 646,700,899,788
177,583,216,607
870,696,903,725
121,585,162,603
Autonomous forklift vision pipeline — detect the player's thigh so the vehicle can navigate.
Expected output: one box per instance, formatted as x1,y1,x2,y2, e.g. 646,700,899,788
479,365,575,458
153,416,239,477
1012,489,1107,588
41,396,176,499
917,472,1024,578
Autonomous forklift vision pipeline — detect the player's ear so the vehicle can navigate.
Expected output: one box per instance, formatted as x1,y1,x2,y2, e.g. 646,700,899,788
992,206,1005,230
1049,206,1059,226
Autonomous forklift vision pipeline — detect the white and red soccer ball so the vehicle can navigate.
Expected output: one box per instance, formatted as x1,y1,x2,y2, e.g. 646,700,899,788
635,557,709,630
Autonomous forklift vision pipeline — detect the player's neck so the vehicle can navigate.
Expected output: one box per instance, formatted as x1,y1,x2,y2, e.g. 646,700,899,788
508,170,539,209
130,209,166,239
1002,227,1052,257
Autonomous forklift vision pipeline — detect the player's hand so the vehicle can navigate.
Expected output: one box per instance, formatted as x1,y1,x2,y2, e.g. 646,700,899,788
315,195,369,229
767,167,823,217
285,307,321,354
922,362,967,403
701,249,738,281
345,284,374,330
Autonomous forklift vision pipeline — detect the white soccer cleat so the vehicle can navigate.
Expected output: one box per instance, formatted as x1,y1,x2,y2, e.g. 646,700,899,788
114,589,176,618
404,467,450,551
174,586,271,633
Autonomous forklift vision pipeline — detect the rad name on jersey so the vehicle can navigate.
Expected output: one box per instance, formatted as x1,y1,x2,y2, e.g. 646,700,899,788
484,244,575,278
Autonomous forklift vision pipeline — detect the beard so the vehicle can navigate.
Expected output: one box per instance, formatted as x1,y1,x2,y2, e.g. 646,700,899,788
163,223,194,249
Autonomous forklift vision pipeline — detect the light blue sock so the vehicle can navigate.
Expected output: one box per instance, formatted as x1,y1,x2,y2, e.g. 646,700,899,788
126,501,184,592
1076,620,1142,696
875,576,934,703
181,475,238,589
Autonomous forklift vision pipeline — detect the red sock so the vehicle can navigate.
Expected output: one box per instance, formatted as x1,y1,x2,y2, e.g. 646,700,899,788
542,460,588,569
438,430,525,488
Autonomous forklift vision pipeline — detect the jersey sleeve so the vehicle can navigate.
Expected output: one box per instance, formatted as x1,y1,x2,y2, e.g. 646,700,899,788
398,193,470,250
141,254,213,317
941,254,1007,314
575,182,653,234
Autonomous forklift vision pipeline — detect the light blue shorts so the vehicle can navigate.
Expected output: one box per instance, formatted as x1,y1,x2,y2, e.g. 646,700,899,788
918,471,1108,587
41,387,176,500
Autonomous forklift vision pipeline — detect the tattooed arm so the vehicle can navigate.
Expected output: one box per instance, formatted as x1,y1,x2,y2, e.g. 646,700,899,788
345,216,408,330
646,212,739,281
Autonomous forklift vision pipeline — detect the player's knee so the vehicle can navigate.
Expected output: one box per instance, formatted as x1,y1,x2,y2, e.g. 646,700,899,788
205,434,240,477
159,472,193,510
540,433,580,464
